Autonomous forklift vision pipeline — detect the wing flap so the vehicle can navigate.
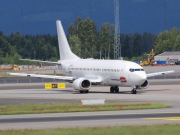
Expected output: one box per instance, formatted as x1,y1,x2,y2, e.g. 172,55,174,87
7,72,73,80
147,70,174,78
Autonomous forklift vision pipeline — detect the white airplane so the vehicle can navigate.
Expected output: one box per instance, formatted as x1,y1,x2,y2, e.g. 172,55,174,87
8,20,174,94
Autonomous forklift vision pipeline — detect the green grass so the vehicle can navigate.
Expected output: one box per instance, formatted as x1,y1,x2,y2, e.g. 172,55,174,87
0,103,170,115
0,124,180,135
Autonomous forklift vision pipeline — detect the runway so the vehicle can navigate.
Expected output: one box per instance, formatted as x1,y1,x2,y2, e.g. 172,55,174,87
0,79,180,130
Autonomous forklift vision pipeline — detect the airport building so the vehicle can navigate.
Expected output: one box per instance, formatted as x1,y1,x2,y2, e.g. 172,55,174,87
155,51,180,64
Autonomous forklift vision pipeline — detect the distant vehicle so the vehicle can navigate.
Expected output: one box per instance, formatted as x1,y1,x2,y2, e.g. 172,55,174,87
7,20,174,94
12,64,20,70
0,64,20,70
140,49,155,66
175,61,180,65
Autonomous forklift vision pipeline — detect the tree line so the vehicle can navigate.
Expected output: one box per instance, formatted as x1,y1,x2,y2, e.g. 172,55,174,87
0,16,179,65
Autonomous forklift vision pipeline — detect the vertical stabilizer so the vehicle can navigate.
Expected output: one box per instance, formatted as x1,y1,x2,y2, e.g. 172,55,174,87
56,20,80,60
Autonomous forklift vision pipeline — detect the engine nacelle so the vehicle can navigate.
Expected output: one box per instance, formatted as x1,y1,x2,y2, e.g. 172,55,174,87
136,80,149,89
72,77,91,90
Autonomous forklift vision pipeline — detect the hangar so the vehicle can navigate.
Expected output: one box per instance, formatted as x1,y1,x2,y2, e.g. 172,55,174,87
155,51,180,64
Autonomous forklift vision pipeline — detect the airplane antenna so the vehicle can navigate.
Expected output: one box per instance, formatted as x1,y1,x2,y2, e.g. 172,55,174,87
114,0,121,59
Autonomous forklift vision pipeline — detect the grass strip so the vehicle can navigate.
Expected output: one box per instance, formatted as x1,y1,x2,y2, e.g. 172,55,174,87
0,124,180,135
0,103,170,115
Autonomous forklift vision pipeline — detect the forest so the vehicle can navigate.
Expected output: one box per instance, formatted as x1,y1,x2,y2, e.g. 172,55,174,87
0,17,180,64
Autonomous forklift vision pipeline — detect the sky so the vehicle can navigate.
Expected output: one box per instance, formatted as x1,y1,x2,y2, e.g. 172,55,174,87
0,0,180,35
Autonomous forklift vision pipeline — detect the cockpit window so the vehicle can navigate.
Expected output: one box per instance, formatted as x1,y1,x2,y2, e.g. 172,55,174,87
129,68,134,72
129,68,144,72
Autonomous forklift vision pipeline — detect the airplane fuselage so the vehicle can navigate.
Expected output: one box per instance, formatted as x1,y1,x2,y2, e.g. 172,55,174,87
59,59,147,87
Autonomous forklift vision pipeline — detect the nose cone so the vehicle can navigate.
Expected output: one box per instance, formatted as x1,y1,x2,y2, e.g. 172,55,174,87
140,72,147,80
136,72,147,85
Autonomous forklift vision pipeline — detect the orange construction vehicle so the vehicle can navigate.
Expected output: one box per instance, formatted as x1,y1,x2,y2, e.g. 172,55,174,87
139,49,155,66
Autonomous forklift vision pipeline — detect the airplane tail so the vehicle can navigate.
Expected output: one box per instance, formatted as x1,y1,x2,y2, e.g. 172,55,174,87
56,20,80,60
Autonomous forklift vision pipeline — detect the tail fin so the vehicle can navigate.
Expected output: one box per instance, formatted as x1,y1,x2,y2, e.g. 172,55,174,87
56,20,80,60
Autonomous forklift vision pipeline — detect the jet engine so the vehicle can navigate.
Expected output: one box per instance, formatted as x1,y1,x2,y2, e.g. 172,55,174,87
72,77,91,90
136,80,149,89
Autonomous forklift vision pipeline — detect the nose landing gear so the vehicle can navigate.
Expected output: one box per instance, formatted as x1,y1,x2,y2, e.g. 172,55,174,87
131,86,137,94
131,89,137,94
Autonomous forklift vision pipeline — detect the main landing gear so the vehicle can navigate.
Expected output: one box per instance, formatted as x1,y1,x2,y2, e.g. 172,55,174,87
110,86,119,93
131,86,137,94
110,86,137,94
80,90,89,93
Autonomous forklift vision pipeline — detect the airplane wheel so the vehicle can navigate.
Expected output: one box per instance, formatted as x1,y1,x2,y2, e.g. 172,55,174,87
85,90,89,93
131,89,137,94
115,86,119,93
80,90,84,93
110,86,115,93
80,90,89,93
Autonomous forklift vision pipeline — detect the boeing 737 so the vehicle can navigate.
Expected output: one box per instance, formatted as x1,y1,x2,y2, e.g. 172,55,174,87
8,20,174,94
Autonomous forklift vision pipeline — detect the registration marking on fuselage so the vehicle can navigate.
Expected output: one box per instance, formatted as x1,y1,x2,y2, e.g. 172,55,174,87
145,117,180,121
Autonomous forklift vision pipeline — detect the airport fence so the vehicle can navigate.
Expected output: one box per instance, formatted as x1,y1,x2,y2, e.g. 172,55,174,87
0,77,62,84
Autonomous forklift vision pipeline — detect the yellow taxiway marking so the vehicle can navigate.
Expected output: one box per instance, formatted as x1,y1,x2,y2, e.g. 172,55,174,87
45,83,66,89
145,117,180,121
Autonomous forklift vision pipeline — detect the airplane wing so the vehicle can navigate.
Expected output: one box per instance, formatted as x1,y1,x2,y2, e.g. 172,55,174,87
6,72,102,83
20,59,59,64
7,72,74,81
147,70,175,78
84,77,102,83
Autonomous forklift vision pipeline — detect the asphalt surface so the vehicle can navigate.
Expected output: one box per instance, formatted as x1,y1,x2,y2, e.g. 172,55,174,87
1,112,180,123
